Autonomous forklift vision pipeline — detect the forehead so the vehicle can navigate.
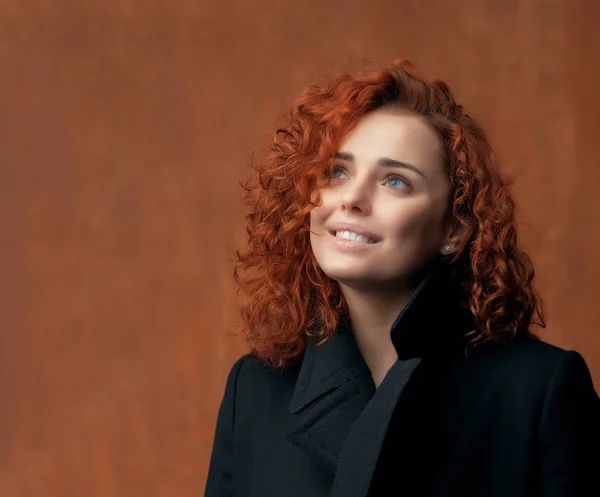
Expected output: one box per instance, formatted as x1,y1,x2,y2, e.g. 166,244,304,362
338,108,444,173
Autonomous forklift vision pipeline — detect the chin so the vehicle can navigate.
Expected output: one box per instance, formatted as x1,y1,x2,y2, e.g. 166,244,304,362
318,261,362,277
321,267,380,286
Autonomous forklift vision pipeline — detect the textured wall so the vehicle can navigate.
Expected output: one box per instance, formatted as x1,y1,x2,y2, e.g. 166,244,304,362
0,1,598,495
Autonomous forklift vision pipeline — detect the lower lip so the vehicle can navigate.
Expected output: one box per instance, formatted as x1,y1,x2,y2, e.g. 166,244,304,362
328,231,379,252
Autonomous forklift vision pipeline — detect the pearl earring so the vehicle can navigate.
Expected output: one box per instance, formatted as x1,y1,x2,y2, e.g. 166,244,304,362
442,244,452,254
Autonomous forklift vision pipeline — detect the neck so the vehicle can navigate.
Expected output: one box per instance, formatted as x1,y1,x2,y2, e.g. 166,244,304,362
341,284,415,387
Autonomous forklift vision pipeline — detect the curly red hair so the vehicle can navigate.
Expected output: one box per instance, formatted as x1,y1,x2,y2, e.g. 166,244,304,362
232,59,545,368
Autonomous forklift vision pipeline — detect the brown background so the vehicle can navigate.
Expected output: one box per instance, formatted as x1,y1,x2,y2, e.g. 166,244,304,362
1,1,599,495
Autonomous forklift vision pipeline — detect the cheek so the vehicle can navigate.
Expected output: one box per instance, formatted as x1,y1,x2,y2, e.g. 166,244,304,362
386,204,444,241
309,191,334,223
310,186,328,206
309,206,321,227
309,206,328,236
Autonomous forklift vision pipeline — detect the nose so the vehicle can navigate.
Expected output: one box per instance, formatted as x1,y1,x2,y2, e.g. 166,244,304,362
339,178,372,214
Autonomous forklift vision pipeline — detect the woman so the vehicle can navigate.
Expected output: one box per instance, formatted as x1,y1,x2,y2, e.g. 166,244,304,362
204,60,600,497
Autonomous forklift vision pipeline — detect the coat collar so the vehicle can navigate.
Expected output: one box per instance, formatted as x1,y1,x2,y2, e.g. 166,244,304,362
286,263,474,487
289,263,473,414
390,262,474,359
289,323,371,414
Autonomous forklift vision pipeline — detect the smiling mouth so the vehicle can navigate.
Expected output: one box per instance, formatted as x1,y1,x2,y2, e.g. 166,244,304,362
330,230,379,244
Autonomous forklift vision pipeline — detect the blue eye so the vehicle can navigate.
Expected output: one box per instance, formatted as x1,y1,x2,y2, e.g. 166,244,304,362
330,165,346,179
325,166,411,192
385,175,411,191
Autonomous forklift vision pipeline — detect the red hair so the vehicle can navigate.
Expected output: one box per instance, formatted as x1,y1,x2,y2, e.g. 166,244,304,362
232,59,545,368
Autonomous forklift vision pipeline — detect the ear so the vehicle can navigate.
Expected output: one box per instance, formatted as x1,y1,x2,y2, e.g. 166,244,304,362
440,216,469,256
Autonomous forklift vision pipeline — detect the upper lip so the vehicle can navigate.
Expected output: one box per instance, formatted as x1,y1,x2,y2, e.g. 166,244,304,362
328,222,381,242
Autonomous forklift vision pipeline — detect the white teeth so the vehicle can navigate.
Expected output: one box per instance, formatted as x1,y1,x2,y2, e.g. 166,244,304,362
334,230,377,244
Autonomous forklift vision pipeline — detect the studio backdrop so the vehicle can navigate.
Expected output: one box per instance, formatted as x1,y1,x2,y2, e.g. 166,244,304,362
0,1,598,495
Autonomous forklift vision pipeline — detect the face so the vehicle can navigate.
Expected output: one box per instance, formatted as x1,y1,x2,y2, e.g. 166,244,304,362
309,107,457,293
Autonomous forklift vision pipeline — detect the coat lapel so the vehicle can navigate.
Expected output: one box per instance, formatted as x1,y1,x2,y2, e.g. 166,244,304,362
286,263,474,493
330,357,422,497
287,324,376,472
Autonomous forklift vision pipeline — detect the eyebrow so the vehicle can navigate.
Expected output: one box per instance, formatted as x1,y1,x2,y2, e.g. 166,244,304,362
334,152,427,179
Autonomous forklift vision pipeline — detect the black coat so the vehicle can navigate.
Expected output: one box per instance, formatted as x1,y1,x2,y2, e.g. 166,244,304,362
205,268,600,497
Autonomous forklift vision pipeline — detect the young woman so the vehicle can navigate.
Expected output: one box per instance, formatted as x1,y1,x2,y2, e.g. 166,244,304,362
205,60,600,497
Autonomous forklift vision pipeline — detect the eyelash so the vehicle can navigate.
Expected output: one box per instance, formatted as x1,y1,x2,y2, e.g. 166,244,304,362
327,165,412,191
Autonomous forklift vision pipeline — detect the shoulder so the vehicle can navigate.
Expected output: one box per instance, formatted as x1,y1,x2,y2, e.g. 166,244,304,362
469,336,578,371
227,353,300,381
222,353,300,403
462,337,598,401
